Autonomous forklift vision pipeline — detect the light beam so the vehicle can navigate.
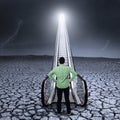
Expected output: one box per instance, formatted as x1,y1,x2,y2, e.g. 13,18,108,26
58,13,65,26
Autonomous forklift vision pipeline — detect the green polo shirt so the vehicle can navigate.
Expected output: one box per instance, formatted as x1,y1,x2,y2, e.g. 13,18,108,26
48,64,77,88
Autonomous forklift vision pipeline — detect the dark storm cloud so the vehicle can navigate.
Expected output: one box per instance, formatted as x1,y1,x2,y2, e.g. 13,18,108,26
0,0,56,48
0,0,120,57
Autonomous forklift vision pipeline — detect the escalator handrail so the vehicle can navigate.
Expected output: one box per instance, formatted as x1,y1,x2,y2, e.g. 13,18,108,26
41,76,55,106
77,74,84,80
41,76,49,106
76,74,88,106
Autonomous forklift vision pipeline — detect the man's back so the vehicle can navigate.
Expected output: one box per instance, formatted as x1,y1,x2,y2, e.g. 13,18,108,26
48,64,77,88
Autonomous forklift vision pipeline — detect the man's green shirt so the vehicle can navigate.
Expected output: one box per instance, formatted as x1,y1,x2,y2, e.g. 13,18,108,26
48,64,77,89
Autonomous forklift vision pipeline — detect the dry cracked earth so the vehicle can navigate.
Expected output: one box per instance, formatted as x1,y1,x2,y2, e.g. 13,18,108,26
0,56,120,120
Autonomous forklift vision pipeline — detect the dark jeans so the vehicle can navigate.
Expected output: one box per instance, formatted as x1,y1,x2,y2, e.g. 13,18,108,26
56,87,71,114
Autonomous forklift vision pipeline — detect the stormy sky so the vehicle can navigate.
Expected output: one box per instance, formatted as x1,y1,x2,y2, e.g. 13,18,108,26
0,0,120,58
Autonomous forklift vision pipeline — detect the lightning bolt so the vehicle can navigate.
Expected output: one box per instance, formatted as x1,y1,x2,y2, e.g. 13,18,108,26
101,40,110,51
0,19,23,48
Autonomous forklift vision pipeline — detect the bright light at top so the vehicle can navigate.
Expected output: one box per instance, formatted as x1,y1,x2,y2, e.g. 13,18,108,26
58,13,65,24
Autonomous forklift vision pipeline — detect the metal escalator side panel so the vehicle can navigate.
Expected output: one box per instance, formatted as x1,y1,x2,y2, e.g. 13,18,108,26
41,77,53,106
53,36,59,65
76,75,88,106
47,81,56,104
70,78,81,105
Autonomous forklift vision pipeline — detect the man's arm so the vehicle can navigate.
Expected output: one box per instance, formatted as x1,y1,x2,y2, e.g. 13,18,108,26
69,68,77,82
48,69,57,82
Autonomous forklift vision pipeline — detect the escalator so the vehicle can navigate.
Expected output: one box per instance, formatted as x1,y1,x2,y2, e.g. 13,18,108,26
41,14,88,106
41,74,88,106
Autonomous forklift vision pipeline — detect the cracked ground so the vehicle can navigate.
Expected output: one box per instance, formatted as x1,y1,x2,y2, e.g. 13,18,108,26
0,56,120,120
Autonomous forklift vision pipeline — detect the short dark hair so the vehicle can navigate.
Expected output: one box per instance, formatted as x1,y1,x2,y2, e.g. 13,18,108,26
59,57,65,64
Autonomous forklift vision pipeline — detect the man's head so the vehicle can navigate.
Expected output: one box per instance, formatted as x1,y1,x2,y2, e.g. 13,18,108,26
59,57,65,64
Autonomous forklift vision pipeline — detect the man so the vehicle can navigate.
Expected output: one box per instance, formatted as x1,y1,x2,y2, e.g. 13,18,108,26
48,57,77,115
